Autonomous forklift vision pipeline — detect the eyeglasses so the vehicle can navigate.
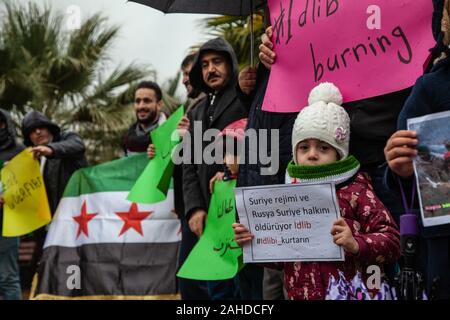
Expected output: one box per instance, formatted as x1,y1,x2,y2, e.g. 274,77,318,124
134,98,155,104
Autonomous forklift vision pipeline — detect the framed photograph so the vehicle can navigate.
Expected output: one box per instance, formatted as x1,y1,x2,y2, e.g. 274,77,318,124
408,110,450,227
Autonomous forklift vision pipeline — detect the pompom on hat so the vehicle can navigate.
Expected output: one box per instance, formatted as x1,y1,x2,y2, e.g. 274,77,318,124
292,82,350,164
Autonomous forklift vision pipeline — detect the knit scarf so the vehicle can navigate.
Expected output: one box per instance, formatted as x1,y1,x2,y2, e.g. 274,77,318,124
287,155,360,185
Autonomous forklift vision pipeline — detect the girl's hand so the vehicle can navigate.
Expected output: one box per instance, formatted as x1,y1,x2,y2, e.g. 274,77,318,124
232,223,254,247
330,218,359,255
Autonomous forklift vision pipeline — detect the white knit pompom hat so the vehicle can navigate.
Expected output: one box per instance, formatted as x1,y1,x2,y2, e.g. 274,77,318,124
292,82,350,164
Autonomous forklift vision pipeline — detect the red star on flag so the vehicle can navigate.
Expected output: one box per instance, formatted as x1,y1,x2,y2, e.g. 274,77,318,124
73,201,98,239
116,203,153,236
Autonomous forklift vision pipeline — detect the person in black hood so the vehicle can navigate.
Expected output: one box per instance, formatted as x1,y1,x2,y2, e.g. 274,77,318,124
21,111,87,278
182,37,247,300
21,111,87,215
0,109,25,300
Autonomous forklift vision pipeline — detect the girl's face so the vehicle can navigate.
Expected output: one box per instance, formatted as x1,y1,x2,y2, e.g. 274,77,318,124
295,139,339,166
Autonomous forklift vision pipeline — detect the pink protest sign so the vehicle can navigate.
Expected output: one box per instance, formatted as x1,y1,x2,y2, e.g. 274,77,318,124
262,0,434,113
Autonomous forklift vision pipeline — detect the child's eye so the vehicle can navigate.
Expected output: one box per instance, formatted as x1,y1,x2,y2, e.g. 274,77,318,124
298,145,309,150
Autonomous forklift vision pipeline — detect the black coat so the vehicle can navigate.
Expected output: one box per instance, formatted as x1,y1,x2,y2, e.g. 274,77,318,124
0,109,25,164
21,111,88,214
0,109,25,249
183,38,248,219
384,56,450,299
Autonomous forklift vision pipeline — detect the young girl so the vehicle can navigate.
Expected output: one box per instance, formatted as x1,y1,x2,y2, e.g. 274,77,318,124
233,83,401,300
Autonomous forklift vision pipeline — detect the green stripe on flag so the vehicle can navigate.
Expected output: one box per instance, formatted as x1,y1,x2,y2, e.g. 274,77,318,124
63,153,149,197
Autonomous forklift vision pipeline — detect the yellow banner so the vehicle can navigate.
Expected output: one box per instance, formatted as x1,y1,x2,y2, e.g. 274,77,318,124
1,148,51,236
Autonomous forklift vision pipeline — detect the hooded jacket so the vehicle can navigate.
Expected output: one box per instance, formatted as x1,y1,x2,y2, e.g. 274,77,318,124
384,55,450,299
21,111,87,214
183,37,248,219
0,109,25,250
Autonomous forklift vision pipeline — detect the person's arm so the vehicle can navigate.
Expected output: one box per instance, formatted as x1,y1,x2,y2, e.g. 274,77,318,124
182,112,208,236
237,66,258,105
384,77,430,182
397,77,432,130
182,166,206,220
46,132,86,159
381,164,416,219
237,63,271,111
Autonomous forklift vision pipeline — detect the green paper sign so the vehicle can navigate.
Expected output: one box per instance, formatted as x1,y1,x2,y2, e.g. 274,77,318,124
177,179,243,281
127,106,184,204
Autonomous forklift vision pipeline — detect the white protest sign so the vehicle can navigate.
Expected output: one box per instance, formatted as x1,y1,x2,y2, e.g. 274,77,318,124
235,182,344,263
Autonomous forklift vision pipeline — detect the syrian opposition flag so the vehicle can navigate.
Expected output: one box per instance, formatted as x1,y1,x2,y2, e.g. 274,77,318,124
30,154,181,300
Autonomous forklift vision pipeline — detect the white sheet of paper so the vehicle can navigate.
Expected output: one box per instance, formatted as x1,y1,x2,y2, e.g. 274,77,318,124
235,182,345,263
407,110,450,227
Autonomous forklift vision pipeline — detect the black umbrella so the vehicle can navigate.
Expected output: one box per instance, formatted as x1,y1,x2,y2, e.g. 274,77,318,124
129,0,265,15
129,0,266,66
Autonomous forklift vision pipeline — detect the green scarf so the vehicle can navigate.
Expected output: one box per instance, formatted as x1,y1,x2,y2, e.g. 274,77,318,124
287,155,360,185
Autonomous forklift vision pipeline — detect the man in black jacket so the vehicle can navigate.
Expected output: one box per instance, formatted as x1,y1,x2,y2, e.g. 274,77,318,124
176,53,209,300
21,111,87,215
182,37,248,299
0,109,25,300
183,37,248,237
21,111,87,275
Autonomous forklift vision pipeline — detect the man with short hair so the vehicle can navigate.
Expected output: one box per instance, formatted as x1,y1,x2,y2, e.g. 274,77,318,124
181,53,205,112
123,81,166,156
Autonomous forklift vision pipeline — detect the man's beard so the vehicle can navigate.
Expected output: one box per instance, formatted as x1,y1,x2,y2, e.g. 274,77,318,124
137,109,158,125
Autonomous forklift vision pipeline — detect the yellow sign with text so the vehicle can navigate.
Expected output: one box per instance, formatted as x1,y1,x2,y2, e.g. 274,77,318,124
1,149,51,236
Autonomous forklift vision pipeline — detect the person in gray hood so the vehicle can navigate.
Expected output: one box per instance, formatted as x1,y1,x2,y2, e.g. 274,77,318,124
0,109,25,300
182,37,248,299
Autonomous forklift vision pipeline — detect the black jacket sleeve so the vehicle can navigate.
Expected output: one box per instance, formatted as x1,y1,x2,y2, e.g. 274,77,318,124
182,111,207,220
47,132,86,159
236,64,270,111
122,125,152,155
